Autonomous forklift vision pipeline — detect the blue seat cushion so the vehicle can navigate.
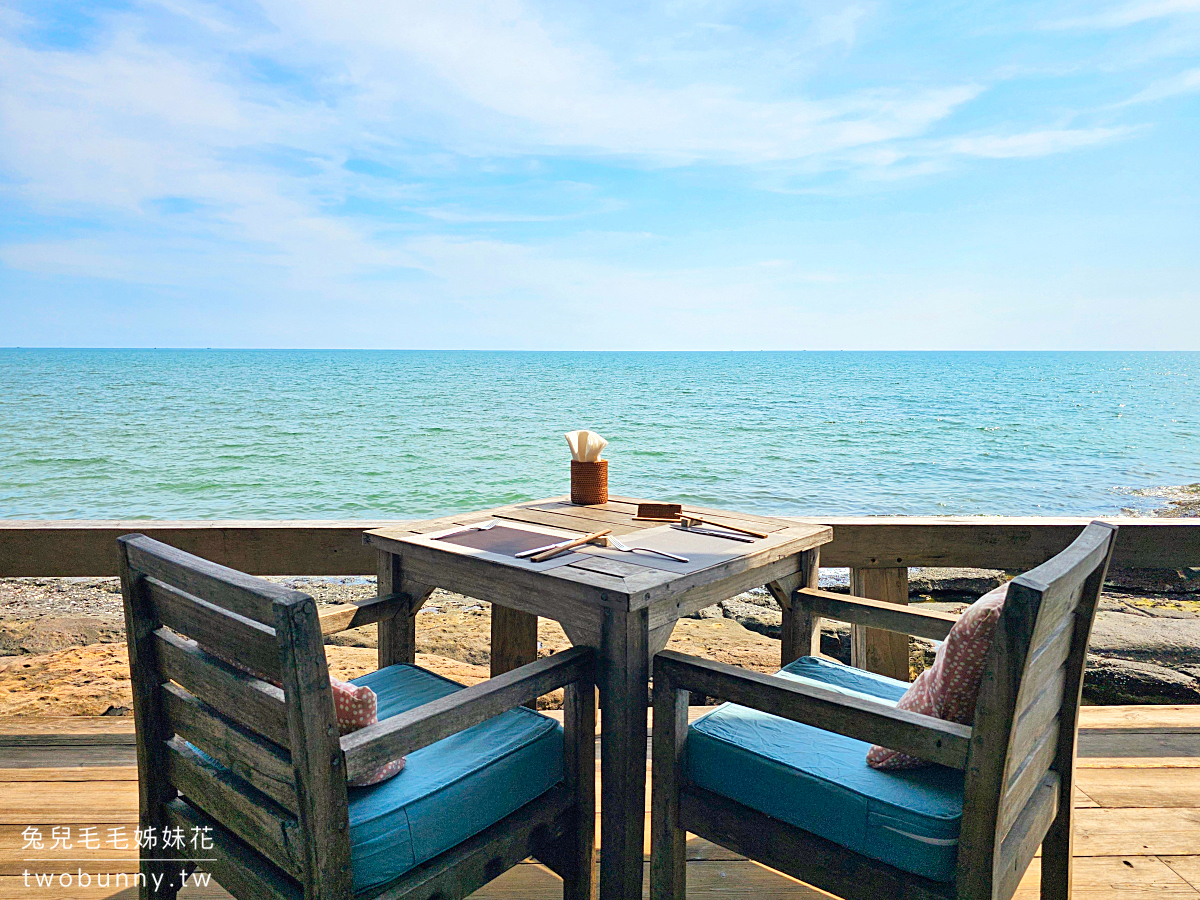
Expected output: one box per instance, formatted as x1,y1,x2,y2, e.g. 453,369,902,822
686,656,964,882
347,665,563,892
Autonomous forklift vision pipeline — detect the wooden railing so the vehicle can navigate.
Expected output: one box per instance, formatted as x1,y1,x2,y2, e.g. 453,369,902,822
3,516,1197,681
2,516,1195,577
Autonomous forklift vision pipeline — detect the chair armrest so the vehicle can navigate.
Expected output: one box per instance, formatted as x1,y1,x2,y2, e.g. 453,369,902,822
318,592,413,635
795,587,958,642
341,646,594,783
654,650,970,769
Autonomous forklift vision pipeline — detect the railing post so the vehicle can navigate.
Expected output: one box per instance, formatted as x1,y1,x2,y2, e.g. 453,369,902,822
849,566,910,682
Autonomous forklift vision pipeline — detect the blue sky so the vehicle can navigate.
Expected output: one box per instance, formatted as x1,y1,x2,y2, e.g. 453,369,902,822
0,0,1197,350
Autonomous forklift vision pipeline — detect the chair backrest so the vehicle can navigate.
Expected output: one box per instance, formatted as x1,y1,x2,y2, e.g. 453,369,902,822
117,534,351,900
955,521,1117,900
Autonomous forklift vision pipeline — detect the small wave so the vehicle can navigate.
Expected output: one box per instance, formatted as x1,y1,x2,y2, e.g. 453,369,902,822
1117,484,1200,518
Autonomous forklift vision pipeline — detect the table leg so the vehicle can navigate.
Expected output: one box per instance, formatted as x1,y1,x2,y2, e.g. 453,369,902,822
491,604,538,676
492,603,539,709
597,606,650,900
376,550,434,668
771,548,821,667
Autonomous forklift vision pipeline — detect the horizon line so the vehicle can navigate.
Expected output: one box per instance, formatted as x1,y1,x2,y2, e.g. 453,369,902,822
4,347,1199,354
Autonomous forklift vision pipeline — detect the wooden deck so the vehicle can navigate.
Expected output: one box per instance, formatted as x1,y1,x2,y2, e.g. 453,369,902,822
2,706,1198,899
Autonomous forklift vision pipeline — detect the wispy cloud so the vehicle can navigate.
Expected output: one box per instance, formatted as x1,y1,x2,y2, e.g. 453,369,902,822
944,126,1132,159
1119,66,1200,104
1044,0,1200,29
1,0,1197,349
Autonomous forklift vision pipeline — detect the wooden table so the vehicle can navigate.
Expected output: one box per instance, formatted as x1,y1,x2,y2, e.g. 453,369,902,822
363,496,832,900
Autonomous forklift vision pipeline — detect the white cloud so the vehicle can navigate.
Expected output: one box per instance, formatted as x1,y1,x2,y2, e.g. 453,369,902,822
1,0,1192,351
1120,66,1200,104
245,0,979,165
0,0,989,288
1044,0,1200,29
945,127,1131,159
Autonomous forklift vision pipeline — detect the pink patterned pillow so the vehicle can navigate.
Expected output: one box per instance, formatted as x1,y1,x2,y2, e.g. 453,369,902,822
330,677,405,786
866,583,1009,770
203,645,403,786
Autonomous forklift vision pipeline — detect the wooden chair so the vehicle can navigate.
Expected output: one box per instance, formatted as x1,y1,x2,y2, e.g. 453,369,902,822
651,521,1117,900
117,534,596,900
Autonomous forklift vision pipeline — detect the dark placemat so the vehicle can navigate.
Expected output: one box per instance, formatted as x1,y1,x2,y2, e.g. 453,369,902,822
435,525,572,557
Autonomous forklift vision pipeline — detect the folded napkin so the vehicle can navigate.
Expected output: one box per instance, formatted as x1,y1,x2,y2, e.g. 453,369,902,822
565,430,607,462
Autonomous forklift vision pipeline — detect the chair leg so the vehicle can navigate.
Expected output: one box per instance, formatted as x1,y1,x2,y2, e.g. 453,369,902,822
139,856,180,900
650,676,689,900
562,681,597,900
1040,803,1074,900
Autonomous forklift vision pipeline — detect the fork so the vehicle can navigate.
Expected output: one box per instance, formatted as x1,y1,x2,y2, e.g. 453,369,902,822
439,521,498,539
607,537,689,563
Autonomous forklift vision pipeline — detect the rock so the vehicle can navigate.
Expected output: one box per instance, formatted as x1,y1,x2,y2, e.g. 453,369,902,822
907,568,1009,596
1088,611,1200,667
0,615,125,655
662,617,783,674
1105,568,1200,595
0,644,133,716
718,599,781,636
1082,657,1200,705
1148,483,1200,517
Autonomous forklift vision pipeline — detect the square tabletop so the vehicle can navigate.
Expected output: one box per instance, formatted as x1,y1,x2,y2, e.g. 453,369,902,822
364,495,831,615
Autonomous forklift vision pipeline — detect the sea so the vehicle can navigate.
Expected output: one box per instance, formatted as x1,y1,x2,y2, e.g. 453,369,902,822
1,349,1197,521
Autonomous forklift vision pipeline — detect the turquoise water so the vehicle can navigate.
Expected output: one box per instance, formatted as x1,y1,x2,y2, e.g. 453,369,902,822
1,349,1197,520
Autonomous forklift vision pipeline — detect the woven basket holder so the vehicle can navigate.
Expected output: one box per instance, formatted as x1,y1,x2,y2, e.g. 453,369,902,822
570,460,608,505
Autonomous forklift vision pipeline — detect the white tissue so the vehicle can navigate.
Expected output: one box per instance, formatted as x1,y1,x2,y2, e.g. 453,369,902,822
565,430,608,462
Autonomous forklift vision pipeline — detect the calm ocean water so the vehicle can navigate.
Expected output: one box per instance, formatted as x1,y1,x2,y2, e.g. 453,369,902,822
1,349,1197,521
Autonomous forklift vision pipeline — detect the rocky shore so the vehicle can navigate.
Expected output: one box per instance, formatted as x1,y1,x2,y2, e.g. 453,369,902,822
1,563,1198,715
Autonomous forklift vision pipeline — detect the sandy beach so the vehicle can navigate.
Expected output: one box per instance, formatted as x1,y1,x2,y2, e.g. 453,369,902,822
3,562,1197,716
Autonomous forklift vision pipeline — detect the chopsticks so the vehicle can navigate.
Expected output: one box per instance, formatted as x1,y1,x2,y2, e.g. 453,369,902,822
520,529,612,563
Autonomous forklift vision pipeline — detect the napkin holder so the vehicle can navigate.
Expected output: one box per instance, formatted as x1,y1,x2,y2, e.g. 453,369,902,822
570,460,608,505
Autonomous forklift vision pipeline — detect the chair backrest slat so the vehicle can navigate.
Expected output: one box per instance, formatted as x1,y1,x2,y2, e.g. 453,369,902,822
161,682,299,814
154,628,291,746
123,534,296,625
164,737,305,879
146,576,282,682
1005,663,1068,782
997,712,1060,841
956,521,1117,900
164,799,304,900
993,773,1061,900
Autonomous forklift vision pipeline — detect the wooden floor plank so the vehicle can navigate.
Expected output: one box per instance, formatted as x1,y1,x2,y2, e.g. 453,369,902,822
1077,707,1200,730
0,783,137,824
0,747,137,769
0,874,232,899
0,719,136,738
0,767,137,782
1077,768,1200,808
1163,858,1200,893
1014,856,1200,897
1,707,1199,898
1073,808,1200,857
1078,729,1200,761
0,824,138,875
